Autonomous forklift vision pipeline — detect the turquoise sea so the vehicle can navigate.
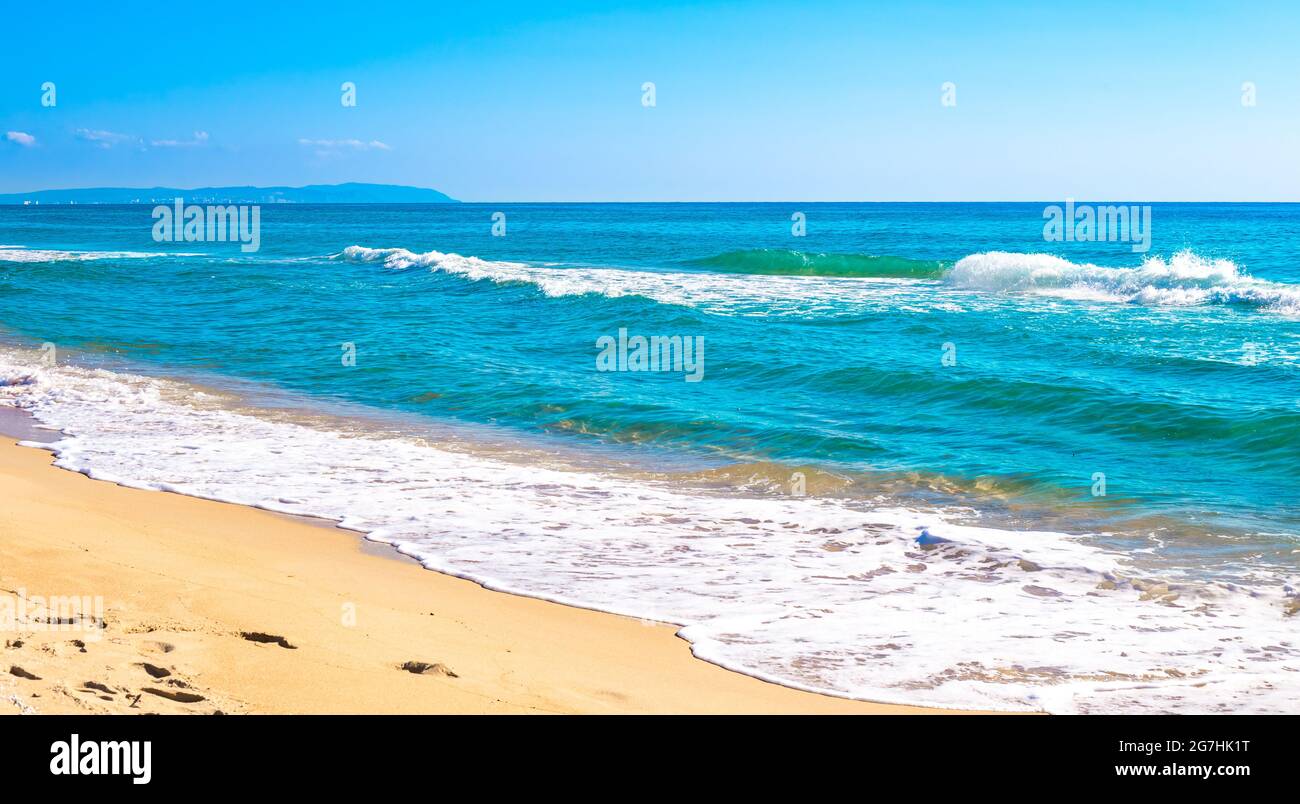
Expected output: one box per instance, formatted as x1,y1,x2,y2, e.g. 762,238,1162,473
1,202,1297,712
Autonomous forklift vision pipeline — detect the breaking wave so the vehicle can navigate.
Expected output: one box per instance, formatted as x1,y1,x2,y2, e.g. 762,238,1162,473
950,251,1300,314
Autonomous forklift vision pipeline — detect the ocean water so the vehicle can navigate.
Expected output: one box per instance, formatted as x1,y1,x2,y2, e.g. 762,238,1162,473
1,202,1297,713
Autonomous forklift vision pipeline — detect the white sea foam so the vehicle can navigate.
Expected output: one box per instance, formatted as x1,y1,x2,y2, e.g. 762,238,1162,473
951,250,1300,314
334,245,916,316
1,345,1296,713
0,246,204,263
335,245,1300,318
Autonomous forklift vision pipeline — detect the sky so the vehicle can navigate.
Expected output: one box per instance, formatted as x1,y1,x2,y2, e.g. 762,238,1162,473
1,0,1298,201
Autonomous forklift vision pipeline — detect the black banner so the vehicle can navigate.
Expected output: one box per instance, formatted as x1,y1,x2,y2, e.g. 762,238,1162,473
3,714,1287,790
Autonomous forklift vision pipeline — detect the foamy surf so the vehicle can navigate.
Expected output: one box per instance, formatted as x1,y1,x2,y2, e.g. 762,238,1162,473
336,245,1300,317
2,344,1296,714
951,250,1300,314
334,245,925,317
0,246,207,262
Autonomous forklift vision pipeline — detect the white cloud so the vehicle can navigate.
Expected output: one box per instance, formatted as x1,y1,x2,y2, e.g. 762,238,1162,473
75,128,138,148
5,131,37,147
298,138,393,157
76,128,213,150
150,131,209,148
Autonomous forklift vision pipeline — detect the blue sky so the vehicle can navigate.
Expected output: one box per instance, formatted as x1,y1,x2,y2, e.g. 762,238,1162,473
1,0,1297,200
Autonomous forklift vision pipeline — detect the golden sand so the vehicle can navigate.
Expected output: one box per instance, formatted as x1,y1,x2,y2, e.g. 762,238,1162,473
0,436,975,714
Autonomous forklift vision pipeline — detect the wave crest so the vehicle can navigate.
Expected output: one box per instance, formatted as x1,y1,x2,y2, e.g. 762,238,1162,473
950,250,1300,313
335,245,1300,317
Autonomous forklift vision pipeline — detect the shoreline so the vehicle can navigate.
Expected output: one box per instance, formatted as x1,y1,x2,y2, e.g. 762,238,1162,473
0,419,980,714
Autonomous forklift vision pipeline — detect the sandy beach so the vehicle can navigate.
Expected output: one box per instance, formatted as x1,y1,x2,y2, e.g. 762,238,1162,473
0,422,970,715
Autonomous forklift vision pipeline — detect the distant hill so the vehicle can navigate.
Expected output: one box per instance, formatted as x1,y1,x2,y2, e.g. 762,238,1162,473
0,182,457,205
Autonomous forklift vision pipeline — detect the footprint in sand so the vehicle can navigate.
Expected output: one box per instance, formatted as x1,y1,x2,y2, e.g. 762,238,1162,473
80,681,116,701
400,661,458,678
240,632,296,649
142,687,206,704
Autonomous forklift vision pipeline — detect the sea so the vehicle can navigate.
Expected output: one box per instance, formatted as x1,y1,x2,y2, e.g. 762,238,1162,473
1,201,1297,713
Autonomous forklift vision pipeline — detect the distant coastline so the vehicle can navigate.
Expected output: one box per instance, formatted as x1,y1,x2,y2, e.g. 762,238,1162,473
0,182,457,205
